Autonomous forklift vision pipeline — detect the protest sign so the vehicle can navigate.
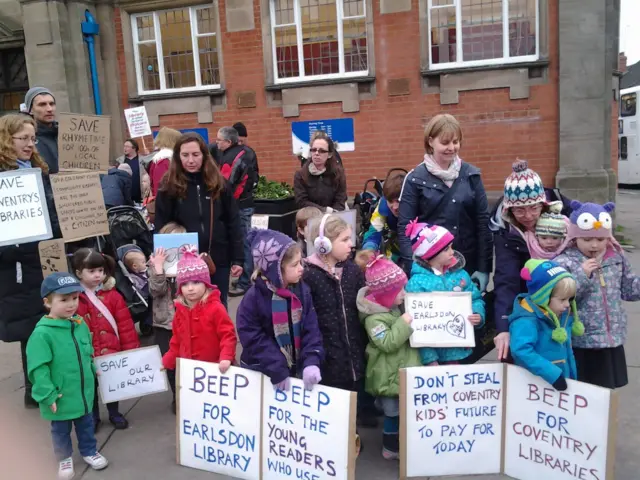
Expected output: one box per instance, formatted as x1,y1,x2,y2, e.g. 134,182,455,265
177,359,262,479
58,113,110,171
51,172,109,241
95,346,167,403
400,364,504,478
38,239,68,279
153,232,198,276
405,292,475,348
251,214,269,230
305,209,357,256
124,106,152,138
503,365,617,480
0,168,52,247
262,378,357,480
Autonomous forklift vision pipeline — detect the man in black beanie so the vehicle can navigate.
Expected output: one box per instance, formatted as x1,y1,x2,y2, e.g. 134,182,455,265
23,86,59,173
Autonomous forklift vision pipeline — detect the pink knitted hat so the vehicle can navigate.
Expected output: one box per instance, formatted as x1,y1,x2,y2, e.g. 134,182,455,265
364,255,408,309
405,218,455,261
176,246,215,291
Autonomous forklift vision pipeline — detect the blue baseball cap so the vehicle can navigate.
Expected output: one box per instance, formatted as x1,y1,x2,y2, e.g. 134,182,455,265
41,272,84,298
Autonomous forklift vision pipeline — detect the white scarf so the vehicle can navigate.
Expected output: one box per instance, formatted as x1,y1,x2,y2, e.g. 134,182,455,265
84,287,119,339
423,154,462,187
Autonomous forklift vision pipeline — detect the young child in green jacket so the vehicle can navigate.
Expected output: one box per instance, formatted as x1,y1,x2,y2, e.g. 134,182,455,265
356,252,422,460
27,273,109,480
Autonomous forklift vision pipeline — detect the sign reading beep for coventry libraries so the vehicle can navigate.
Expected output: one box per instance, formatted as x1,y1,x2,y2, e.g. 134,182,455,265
292,118,355,155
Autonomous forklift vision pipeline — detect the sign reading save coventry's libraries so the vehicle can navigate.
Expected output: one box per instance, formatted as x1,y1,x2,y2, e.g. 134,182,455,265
292,118,355,155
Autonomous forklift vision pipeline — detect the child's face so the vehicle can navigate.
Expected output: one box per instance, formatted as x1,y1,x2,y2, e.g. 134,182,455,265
282,251,304,286
77,267,105,289
548,294,571,317
126,251,148,273
576,237,608,259
44,292,80,319
181,281,206,304
297,225,306,240
393,288,406,306
329,228,353,262
388,199,400,217
537,235,564,252
428,244,455,271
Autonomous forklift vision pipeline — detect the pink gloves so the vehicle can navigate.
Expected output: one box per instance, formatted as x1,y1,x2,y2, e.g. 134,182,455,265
303,366,322,391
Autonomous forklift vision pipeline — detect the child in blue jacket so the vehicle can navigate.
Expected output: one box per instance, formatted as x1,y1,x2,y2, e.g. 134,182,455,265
509,259,585,390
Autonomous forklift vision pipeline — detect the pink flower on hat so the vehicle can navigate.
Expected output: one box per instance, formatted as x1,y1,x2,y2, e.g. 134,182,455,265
176,246,214,291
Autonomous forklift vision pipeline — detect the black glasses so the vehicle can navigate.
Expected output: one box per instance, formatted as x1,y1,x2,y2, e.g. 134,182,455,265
310,148,329,154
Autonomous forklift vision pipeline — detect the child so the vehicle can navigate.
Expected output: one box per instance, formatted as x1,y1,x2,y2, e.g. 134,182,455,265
236,229,324,391
162,246,237,376
72,248,140,430
117,244,149,295
405,219,485,365
554,201,640,389
27,273,108,479
296,206,322,257
509,260,584,390
523,203,570,260
355,251,421,460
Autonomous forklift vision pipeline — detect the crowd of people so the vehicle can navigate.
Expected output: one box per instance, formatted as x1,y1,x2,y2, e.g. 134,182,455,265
1,87,639,479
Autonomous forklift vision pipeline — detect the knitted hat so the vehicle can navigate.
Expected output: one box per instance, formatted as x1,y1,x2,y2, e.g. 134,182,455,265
176,246,214,291
503,160,546,209
568,200,615,239
24,87,55,113
364,255,408,309
405,218,454,261
248,229,296,288
520,259,584,342
233,122,248,137
535,212,567,238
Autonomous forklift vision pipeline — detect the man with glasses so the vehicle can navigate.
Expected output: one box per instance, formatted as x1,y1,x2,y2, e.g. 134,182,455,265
23,87,59,174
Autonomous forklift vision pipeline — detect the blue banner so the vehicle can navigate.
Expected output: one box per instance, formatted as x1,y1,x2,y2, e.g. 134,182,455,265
153,127,209,144
291,118,355,155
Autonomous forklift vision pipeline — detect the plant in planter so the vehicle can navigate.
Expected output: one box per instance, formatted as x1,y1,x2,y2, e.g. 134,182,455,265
253,176,297,238
254,176,294,200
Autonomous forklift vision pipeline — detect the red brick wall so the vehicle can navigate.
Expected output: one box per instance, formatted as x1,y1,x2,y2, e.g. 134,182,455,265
114,0,561,194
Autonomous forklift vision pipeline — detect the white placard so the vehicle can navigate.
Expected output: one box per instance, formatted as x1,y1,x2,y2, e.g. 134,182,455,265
0,168,52,247
124,106,152,138
95,346,168,403
504,365,617,480
305,209,357,256
401,364,504,478
178,359,262,479
405,292,475,348
251,214,269,230
262,378,356,480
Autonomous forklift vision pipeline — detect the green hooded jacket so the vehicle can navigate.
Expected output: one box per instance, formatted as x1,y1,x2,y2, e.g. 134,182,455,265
26,315,96,421
357,288,422,397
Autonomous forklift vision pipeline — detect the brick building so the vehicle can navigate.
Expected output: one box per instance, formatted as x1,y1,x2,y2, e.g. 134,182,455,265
0,0,623,201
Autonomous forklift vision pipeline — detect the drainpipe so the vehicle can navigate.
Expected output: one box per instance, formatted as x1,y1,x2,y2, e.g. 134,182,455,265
81,9,102,115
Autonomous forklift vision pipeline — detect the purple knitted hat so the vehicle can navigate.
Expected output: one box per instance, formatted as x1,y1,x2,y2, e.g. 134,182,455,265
248,229,296,288
568,200,615,239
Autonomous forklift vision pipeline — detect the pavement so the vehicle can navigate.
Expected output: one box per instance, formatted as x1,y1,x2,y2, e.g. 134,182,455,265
2,191,640,480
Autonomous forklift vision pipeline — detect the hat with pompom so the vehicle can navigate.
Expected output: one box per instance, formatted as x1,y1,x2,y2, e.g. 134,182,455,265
520,259,584,343
364,255,408,309
503,160,546,209
176,246,215,291
405,218,454,261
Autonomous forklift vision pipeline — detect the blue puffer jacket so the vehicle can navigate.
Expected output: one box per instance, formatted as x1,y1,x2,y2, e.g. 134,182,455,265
508,295,577,386
406,253,485,363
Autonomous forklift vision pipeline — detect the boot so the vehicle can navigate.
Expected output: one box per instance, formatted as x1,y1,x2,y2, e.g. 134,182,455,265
382,432,399,460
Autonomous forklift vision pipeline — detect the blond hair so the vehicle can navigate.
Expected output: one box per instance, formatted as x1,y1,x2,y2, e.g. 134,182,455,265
153,127,182,150
296,206,323,230
0,114,49,173
306,214,350,245
551,277,577,299
159,222,186,234
423,114,463,154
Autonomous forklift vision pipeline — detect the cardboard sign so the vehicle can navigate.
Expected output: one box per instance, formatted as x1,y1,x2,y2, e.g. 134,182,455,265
0,168,53,247
305,210,357,256
38,239,68,279
95,346,168,403
262,379,357,480
177,359,262,479
58,113,111,171
503,365,617,480
251,214,269,230
124,106,152,138
51,172,109,242
405,292,475,348
400,364,504,478
153,232,199,276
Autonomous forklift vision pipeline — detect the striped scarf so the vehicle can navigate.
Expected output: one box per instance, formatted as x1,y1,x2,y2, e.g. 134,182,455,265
264,277,302,372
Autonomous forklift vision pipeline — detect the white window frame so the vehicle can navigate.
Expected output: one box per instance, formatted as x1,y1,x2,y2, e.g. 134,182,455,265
270,0,369,84
427,0,539,70
131,5,221,95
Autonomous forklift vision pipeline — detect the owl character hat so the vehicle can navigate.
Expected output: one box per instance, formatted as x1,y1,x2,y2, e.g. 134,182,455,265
566,200,622,252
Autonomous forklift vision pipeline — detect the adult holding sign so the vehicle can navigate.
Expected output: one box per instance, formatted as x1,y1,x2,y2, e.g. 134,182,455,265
0,114,60,408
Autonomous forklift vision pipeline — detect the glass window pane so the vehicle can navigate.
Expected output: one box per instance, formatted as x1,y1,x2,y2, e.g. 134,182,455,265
621,93,637,117
461,0,503,62
196,7,217,34
433,0,455,5
343,0,364,17
198,36,220,85
300,0,339,76
275,0,295,25
136,15,155,41
159,8,196,89
430,6,456,64
508,0,536,57
138,43,161,91
343,17,367,72
275,25,299,78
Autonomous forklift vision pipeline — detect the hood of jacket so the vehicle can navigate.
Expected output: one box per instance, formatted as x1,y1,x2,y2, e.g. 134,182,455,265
36,315,84,329
356,286,392,316
508,295,557,328
175,285,222,308
152,148,173,163
108,168,131,180
410,250,466,277
36,120,58,138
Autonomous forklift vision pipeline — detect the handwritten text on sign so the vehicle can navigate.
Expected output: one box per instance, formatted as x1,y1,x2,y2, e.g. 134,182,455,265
403,364,503,477
178,359,261,480
0,169,52,247
405,292,474,348
58,113,111,171
504,365,616,480
263,379,355,480
124,106,152,138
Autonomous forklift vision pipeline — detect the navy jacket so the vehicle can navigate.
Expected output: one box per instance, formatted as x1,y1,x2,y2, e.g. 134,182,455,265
35,121,59,174
397,161,493,275
100,168,132,208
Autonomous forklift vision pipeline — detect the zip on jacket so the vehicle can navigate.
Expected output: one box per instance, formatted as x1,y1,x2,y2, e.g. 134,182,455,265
71,322,89,415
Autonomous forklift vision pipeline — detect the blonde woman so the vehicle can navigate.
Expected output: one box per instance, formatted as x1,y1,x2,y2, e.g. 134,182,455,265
148,127,182,197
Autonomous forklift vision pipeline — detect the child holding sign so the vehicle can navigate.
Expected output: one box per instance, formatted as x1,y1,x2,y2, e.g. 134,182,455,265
237,229,324,390
355,252,421,460
405,220,485,364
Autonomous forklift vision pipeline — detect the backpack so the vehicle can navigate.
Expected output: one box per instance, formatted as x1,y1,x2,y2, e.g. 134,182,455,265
220,150,247,199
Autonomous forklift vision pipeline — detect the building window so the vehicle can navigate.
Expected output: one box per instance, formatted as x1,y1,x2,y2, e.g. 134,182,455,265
428,0,538,70
0,48,29,113
270,0,369,84
131,5,221,95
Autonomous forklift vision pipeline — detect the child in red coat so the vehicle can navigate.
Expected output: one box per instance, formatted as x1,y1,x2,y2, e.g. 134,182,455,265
72,248,140,430
162,247,237,384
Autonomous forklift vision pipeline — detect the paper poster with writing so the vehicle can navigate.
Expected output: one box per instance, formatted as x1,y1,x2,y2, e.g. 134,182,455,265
0,168,53,247
405,292,475,348
305,210,357,256
262,378,357,480
177,358,262,480
39,239,68,279
503,365,617,480
124,106,152,138
58,113,111,171
400,364,504,478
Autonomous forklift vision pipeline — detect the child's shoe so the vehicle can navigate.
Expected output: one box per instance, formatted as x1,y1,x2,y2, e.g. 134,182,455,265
83,452,109,470
58,457,75,479
109,413,129,429
382,447,399,460
382,432,399,460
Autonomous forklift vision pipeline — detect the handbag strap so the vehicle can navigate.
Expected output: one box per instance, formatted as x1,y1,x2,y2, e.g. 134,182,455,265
208,193,214,254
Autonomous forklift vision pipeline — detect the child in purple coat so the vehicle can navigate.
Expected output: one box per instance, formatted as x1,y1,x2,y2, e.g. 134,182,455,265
236,229,325,390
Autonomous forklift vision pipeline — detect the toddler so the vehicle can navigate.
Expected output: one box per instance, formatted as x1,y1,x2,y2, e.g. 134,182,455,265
524,203,570,259
117,244,149,295
296,206,322,258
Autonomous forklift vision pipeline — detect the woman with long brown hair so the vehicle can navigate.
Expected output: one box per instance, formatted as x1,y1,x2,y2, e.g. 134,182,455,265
154,133,243,306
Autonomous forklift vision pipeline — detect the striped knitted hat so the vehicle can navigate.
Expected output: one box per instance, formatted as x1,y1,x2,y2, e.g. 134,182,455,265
535,212,567,238
503,160,546,209
364,255,408,309
176,246,214,291
405,218,454,261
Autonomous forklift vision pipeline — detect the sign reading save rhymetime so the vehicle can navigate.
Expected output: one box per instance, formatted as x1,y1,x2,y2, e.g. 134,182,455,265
58,113,110,171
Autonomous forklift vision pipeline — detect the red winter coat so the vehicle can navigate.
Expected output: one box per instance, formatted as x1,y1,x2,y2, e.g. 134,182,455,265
162,288,237,370
76,285,140,357
148,148,172,197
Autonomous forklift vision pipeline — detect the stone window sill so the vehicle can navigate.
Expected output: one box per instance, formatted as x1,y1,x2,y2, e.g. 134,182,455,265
265,75,376,91
421,60,550,78
128,88,226,103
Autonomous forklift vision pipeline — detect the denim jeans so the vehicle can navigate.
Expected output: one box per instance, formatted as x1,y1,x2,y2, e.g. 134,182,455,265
51,413,97,461
236,207,255,291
